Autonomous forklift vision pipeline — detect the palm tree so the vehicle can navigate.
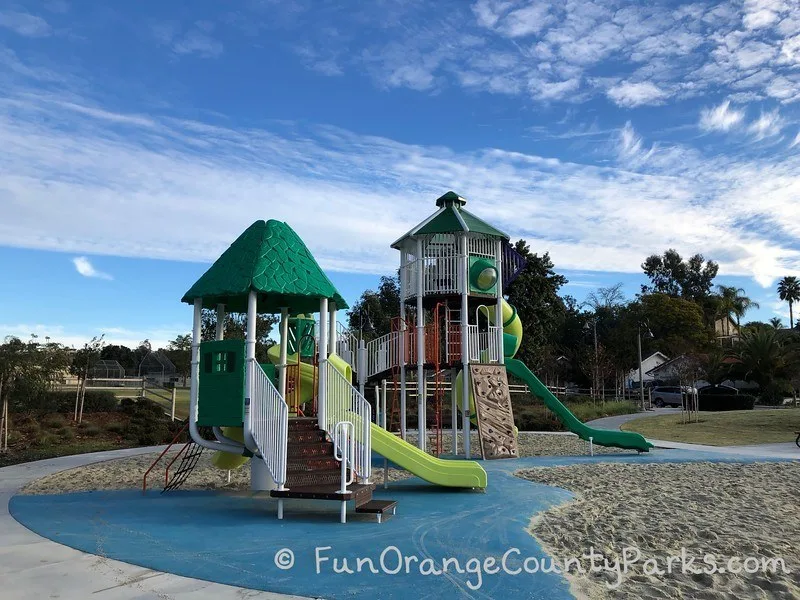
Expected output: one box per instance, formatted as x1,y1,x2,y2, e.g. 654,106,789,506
777,276,800,329
769,317,784,329
716,285,760,333
728,328,788,404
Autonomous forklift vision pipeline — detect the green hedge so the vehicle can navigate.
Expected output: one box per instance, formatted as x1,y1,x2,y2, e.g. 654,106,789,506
698,393,756,411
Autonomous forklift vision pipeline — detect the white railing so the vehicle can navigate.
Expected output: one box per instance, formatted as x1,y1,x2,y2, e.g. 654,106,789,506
248,358,288,489
336,322,358,370
323,363,372,483
334,421,355,494
402,256,463,299
365,330,403,377
467,324,502,363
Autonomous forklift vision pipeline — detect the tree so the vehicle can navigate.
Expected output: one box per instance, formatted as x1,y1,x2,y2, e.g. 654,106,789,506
728,328,794,404
716,285,759,330
165,334,192,386
346,275,400,340
639,293,713,357
200,310,278,363
506,241,568,370
777,276,800,329
642,249,719,302
769,317,784,329
0,337,71,451
70,336,105,423
585,283,625,310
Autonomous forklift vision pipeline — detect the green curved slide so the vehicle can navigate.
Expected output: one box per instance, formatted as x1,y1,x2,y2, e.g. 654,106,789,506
505,358,653,452
370,424,487,488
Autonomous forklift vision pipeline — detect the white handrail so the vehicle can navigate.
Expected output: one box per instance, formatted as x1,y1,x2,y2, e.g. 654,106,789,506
323,363,372,483
335,323,358,370
334,421,355,493
248,358,288,489
365,330,402,377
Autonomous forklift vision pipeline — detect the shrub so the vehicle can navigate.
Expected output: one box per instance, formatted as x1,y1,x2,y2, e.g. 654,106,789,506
82,425,103,437
106,422,127,435
13,390,119,414
42,414,66,429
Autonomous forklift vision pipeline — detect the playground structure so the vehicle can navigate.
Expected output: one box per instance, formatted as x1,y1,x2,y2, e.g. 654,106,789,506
158,191,650,524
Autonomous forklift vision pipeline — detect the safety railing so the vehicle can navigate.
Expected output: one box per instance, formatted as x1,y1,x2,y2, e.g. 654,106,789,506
336,322,358,371
365,330,402,378
248,358,288,489
467,324,502,363
333,421,355,494
323,363,371,483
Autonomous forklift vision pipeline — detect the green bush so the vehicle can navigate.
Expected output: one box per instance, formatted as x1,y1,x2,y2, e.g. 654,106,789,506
106,422,127,435
82,425,103,437
13,390,118,414
514,400,638,431
42,414,66,429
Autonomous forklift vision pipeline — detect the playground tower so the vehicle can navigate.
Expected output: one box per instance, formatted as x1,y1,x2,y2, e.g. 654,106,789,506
389,191,524,458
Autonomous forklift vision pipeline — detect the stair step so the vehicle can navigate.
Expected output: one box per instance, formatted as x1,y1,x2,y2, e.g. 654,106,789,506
287,441,334,458
270,483,374,502
288,418,319,431
355,500,397,514
286,469,348,488
288,430,327,443
287,457,339,472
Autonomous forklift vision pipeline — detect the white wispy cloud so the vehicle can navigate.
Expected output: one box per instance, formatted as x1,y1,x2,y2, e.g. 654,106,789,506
1,79,798,288
72,257,112,280
152,20,223,58
0,10,52,37
606,81,666,108
254,1,800,107
748,108,784,139
699,100,745,132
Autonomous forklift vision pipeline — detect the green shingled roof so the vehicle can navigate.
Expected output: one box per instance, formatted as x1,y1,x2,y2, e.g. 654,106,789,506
181,220,348,314
391,191,508,248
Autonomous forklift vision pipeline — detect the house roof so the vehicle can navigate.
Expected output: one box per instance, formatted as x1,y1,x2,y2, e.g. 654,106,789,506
181,220,348,314
391,191,509,248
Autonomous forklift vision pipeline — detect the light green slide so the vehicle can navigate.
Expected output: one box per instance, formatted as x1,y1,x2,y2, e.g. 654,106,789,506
370,423,487,488
505,358,653,452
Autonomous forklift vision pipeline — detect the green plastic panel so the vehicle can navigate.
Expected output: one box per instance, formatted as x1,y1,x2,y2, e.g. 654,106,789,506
198,339,246,427
468,255,498,295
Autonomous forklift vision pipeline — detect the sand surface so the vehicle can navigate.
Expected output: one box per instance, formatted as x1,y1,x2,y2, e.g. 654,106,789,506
517,461,800,599
21,432,615,495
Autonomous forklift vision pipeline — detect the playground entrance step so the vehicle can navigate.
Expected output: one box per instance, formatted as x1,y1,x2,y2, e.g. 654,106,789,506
286,468,350,488
355,499,397,523
287,456,339,472
288,417,319,431
287,441,335,457
270,483,374,503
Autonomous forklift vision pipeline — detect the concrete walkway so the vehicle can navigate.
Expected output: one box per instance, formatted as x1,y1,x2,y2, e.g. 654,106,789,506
0,446,311,600
585,407,680,431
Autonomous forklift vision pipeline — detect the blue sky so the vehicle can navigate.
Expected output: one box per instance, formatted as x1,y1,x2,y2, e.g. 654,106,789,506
1,0,799,349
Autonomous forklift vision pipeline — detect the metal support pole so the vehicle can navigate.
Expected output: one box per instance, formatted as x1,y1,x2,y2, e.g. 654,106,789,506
460,233,470,459
278,307,289,400
215,304,225,340
329,303,337,356
495,239,504,365
399,252,407,441
416,238,425,452
638,323,645,411
317,298,329,430
451,367,458,455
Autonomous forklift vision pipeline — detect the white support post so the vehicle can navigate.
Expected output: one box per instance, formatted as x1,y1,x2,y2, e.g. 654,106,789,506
317,298,329,431
190,299,202,423
357,339,366,396
215,304,225,340
278,307,289,399
329,303,337,357
374,385,381,424
399,254,407,440
451,367,458,455
460,233,471,459
246,290,270,491
381,379,387,430
170,387,177,421
416,238,425,452
495,240,504,365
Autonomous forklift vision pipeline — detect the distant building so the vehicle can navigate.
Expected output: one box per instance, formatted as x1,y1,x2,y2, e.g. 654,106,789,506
627,351,669,386
714,316,739,345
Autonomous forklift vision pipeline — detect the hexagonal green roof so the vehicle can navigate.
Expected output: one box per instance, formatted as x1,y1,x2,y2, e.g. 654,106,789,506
182,220,348,314
391,191,508,248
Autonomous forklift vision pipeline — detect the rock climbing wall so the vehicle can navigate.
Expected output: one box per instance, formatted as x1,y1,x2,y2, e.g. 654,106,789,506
469,364,518,460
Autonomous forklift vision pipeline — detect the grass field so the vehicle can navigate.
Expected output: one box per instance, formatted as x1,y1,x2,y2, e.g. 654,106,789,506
75,387,191,419
621,408,800,446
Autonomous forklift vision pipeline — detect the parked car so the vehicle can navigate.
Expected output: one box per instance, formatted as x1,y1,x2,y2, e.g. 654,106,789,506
651,386,686,408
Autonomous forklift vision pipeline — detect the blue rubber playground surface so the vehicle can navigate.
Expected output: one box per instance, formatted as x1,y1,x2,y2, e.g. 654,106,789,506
10,450,795,599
